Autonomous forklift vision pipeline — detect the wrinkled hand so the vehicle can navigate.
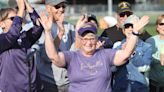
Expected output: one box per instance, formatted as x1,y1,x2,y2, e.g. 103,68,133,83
75,15,88,31
16,0,25,17
16,0,25,10
39,12,53,32
96,40,105,49
133,15,149,32
23,0,28,6
23,0,33,13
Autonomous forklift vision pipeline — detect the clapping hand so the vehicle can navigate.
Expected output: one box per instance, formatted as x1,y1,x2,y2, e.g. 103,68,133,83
133,16,150,32
23,0,34,13
160,54,164,66
160,45,164,66
39,12,53,33
75,15,88,31
96,40,105,49
16,0,25,17
16,0,25,10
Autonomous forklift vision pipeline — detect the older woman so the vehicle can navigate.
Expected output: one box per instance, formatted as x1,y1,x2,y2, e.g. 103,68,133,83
112,15,152,92
0,8,22,53
40,11,149,92
146,14,164,84
0,0,44,92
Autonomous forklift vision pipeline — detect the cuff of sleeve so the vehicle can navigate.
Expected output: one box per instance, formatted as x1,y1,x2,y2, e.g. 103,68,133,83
13,16,23,25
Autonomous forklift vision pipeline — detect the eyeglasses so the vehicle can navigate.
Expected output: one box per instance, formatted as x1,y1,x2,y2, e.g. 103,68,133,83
54,4,66,9
119,12,132,17
81,37,97,44
159,23,164,26
124,23,133,29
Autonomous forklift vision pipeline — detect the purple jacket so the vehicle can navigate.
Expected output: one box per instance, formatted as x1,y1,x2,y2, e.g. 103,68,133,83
0,16,22,54
0,10,43,92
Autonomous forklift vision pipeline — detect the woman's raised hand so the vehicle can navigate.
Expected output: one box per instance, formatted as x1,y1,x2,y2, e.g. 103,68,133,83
133,15,150,32
39,12,53,33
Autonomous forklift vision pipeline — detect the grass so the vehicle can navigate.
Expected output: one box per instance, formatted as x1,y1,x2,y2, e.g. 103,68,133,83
144,14,159,36
145,24,157,36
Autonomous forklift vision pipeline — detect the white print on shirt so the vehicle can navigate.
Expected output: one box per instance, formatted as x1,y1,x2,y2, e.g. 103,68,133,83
80,60,103,75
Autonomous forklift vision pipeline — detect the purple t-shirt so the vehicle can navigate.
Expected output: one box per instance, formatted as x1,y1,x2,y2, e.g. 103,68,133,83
63,49,116,92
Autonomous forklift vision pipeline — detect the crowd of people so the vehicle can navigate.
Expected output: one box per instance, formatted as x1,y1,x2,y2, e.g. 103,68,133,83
0,0,164,92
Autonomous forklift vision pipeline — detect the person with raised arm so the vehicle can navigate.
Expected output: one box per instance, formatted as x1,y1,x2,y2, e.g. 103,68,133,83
0,0,44,91
40,9,149,91
36,0,75,92
112,15,152,92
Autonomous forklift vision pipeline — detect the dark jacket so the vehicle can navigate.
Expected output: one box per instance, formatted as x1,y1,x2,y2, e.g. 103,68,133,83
0,16,22,54
101,25,125,45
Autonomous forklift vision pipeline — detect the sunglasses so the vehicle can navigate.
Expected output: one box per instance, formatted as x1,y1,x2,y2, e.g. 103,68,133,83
124,23,133,29
54,4,66,9
1,16,14,22
159,23,164,26
9,17,14,21
119,12,132,17
6,17,14,21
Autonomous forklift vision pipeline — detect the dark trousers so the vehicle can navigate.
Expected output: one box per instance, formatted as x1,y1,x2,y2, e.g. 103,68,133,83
149,79,164,92
41,80,58,92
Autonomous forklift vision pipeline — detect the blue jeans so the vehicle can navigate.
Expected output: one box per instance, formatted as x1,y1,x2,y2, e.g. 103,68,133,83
113,80,149,92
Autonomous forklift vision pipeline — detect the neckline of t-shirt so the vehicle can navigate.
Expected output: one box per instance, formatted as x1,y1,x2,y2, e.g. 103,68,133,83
77,50,99,59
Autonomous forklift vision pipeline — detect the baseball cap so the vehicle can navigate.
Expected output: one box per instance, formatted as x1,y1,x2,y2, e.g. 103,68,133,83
87,14,98,26
78,22,97,36
117,1,132,13
45,0,67,6
124,15,139,25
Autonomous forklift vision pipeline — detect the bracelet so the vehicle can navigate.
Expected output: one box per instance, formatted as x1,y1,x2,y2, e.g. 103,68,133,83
132,31,140,36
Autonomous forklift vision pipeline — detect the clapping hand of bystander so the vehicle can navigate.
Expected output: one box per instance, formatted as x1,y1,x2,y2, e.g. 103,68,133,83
160,44,164,66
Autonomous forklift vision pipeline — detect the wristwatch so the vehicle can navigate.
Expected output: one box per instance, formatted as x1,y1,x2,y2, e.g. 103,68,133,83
132,31,140,36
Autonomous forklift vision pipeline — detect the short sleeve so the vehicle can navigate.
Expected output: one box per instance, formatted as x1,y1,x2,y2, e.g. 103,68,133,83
102,49,117,65
63,51,74,67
